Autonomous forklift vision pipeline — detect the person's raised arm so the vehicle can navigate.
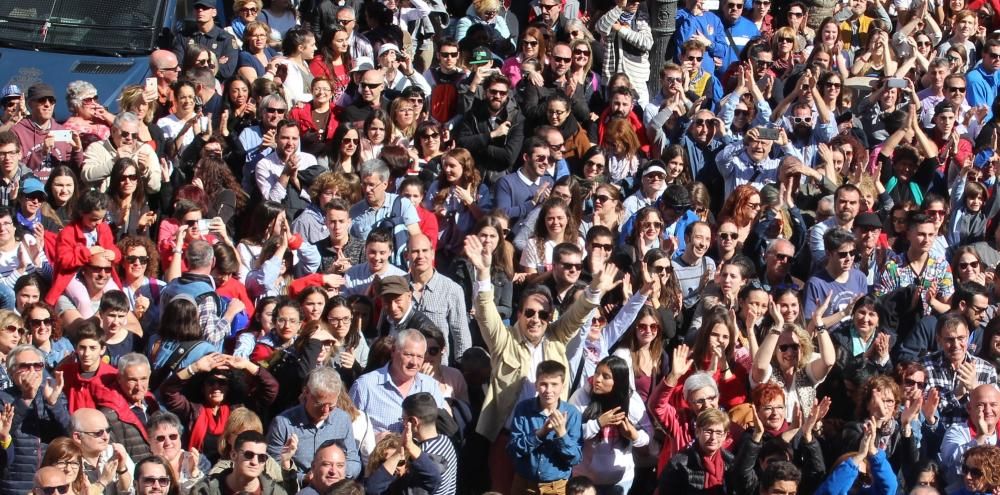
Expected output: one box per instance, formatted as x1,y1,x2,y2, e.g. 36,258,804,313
752,326,780,384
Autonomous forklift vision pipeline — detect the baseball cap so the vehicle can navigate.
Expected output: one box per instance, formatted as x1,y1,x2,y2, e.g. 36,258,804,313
378,43,401,58
854,212,882,229
193,0,216,9
642,161,667,177
21,177,44,197
0,85,21,101
469,46,494,66
934,100,958,117
26,83,55,102
975,149,995,169
351,56,375,73
377,276,410,297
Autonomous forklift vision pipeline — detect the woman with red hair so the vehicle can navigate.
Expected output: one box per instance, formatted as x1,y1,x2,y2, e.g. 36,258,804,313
718,184,762,245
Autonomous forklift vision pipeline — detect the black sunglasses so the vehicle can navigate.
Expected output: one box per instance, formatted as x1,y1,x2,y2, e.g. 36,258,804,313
241,451,269,463
522,308,552,321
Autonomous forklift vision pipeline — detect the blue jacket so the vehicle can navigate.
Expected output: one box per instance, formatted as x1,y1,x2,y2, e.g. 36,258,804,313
815,450,898,495
967,64,1000,121
716,16,760,77
507,398,583,482
674,9,727,75
0,385,72,494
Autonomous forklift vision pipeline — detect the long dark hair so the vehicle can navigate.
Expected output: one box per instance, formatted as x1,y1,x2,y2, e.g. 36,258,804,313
107,157,146,220
323,296,361,350
159,297,202,341
582,355,632,421
44,165,80,215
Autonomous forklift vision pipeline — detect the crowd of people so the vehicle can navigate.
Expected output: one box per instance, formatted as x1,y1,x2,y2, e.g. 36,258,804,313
5,0,1000,494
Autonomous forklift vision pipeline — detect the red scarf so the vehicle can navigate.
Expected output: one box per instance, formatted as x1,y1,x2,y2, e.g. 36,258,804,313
702,449,725,491
189,405,230,452
967,417,1000,439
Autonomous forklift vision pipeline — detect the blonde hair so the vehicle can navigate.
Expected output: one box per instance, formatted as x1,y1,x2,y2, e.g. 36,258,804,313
696,408,731,430
367,434,403,476
771,323,813,371
473,0,500,15
0,310,24,343
217,407,264,457
119,85,154,124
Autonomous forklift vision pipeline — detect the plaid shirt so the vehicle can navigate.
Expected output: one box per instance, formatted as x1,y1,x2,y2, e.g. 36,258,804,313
920,351,998,426
409,271,472,366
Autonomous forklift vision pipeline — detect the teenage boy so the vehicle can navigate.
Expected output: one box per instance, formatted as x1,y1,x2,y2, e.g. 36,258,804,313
58,319,118,412
402,392,458,495
98,291,141,366
507,360,583,495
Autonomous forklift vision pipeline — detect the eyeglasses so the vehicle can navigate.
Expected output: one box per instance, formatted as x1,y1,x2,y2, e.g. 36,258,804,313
988,52,1000,60
718,232,738,241
239,7,258,13
241,451,269,463
16,361,44,372
439,51,459,59
119,130,140,140
80,427,111,438
426,346,442,357
902,378,926,388
141,477,171,487
960,260,981,270
641,221,663,230
560,262,583,271
691,395,718,406
120,174,139,182
328,316,352,326
637,323,660,332
276,318,300,326
522,308,552,321
761,404,785,413
53,460,80,470
154,433,179,442
686,55,703,62
27,317,53,329
0,150,18,159
778,343,800,353
747,202,762,210
158,65,181,73
792,116,813,124
126,255,150,265
39,485,70,495
963,465,985,478
591,242,613,251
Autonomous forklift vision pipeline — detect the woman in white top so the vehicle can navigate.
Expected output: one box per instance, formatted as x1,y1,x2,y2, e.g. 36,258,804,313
156,81,202,161
519,197,584,275
274,28,316,107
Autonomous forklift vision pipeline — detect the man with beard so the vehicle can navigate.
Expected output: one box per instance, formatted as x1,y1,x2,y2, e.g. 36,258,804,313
672,221,716,321
518,44,590,127
929,101,973,172
876,212,955,317
803,228,868,330
337,69,391,124
899,282,991,363
807,184,861,267
237,94,287,191
350,329,449,433
784,83,838,167
595,87,649,154
715,125,791,196
455,74,525,179
254,121,323,219
921,315,998,428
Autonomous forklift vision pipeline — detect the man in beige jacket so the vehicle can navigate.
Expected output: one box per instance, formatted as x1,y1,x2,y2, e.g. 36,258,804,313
81,112,161,194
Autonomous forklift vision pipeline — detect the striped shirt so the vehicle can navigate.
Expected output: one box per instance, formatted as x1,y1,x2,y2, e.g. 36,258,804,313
672,255,716,309
419,434,458,495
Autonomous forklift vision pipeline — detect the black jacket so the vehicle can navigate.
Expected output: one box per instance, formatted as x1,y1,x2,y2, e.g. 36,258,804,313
454,98,525,175
659,444,735,495
377,306,442,340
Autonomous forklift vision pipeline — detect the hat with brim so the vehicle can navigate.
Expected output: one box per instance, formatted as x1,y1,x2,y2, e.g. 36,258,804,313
377,275,410,298
351,57,375,73
469,46,494,65
854,212,883,229
26,83,55,102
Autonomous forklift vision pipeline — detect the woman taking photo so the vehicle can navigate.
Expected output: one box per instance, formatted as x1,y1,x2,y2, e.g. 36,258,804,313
519,197,583,275
426,148,492,255
310,26,352,103
289,78,339,161
118,85,165,151
236,21,277,82
24,301,72,370
106,158,155,241
570,355,652,494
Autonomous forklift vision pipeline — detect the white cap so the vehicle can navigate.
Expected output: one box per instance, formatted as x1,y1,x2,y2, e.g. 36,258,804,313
351,56,375,73
377,43,401,57
643,165,667,177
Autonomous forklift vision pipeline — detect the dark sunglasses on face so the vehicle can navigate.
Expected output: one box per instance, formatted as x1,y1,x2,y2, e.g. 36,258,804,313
264,107,286,114
523,308,552,321
523,40,539,47
836,250,858,259
902,378,926,388
119,130,139,140
27,317,53,328
421,132,440,139
439,51,459,58
241,451,269,463
651,265,670,274
591,242,613,251
960,260,981,270
594,194,612,203
40,485,70,495
947,85,967,93
4,325,24,335
141,477,171,487
120,174,139,182
718,232,738,241
126,255,150,265
155,433,179,442
778,343,800,353
686,55,703,62
361,82,382,90
88,265,114,273
963,465,985,478
553,55,571,63
573,48,590,55
560,262,583,271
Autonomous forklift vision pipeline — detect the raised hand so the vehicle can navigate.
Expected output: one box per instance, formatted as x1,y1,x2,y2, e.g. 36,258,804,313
43,371,64,406
463,235,489,272
0,403,14,440
669,344,694,381
280,433,299,469
590,263,621,294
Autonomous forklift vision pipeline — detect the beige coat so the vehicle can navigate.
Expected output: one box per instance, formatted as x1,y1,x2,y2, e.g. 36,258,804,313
82,140,161,193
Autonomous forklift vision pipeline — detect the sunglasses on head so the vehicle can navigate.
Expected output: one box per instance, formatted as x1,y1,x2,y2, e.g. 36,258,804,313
523,308,552,321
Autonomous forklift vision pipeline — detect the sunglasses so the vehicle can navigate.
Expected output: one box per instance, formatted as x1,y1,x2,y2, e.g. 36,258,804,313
592,315,607,325
119,130,140,140
947,86,967,93
789,11,804,16
439,51,459,58
523,308,552,321
902,378,926,388
523,40,539,47
718,232,738,241
778,343,800,353
488,88,509,96
792,116,813,124
27,317,53,328
594,194,612,203
963,465,985,478
40,485,70,495
835,250,858,259
120,173,139,182
80,427,111,438
755,59,774,68
141,477,171,487
4,325,25,335
573,48,590,55
239,7,259,13
651,265,671,275
917,40,932,47
960,260,980,270
637,323,660,332
155,433,179,442
337,19,355,25
560,262,583,271
925,209,946,217
822,82,842,89
126,255,150,265
421,132,440,139
734,109,749,116
16,361,44,372
641,221,664,230
693,118,712,126
553,55,571,63
264,107,286,114
591,242,613,251
686,55,703,62
241,451,269,463
343,138,359,144
773,253,792,262
777,37,794,43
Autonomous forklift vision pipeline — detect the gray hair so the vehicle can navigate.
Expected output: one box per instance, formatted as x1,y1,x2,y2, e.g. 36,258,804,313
113,112,140,130
5,344,44,376
147,410,184,434
258,94,287,120
305,366,343,396
185,239,215,270
929,57,951,71
66,80,98,113
117,353,150,374
395,329,426,350
359,159,390,182
336,6,356,16
683,371,719,401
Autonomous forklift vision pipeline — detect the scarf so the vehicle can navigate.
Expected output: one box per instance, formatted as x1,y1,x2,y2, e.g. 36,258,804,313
17,211,39,231
189,404,230,452
230,18,247,40
967,417,1000,439
702,449,725,491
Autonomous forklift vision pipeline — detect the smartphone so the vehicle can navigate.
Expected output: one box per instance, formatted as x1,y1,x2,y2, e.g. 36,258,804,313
197,219,210,234
194,96,204,114
757,127,780,141
198,115,210,131
886,78,908,89
145,77,157,93
50,130,73,143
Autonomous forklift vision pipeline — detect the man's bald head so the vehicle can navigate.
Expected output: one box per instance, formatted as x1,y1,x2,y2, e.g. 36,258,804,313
972,384,1000,404
34,466,68,490
149,50,180,83
71,407,108,432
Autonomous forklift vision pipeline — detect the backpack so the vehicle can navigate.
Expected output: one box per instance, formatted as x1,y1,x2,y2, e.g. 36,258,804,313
148,339,204,390
374,196,410,269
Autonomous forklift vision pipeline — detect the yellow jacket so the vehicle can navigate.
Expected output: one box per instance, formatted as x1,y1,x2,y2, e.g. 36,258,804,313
473,286,597,441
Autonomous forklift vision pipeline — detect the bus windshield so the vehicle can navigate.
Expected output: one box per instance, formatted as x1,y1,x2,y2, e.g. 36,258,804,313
0,0,164,56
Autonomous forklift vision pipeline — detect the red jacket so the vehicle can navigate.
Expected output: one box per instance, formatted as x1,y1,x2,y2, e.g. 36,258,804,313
597,109,650,156
46,221,122,305
289,102,340,142
217,277,255,319
58,358,120,413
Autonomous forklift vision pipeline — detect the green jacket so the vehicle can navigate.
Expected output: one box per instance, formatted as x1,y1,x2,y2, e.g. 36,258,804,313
189,469,290,495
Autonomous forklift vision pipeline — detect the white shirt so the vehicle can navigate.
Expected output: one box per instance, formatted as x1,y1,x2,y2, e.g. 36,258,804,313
255,151,318,202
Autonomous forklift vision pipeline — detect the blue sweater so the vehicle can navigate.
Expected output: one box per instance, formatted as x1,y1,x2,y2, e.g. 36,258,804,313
507,398,583,483
494,171,555,225
967,65,1000,121
673,9,727,74
716,16,760,77
815,450,898,495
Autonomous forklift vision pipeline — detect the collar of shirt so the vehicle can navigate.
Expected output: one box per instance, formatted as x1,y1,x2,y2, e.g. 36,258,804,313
391,304,415,327
516,169,541,187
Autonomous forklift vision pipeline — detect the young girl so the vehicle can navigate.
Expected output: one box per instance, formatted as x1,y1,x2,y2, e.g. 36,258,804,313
47,190,121,311
570,355,653,494
948,159,1000,247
